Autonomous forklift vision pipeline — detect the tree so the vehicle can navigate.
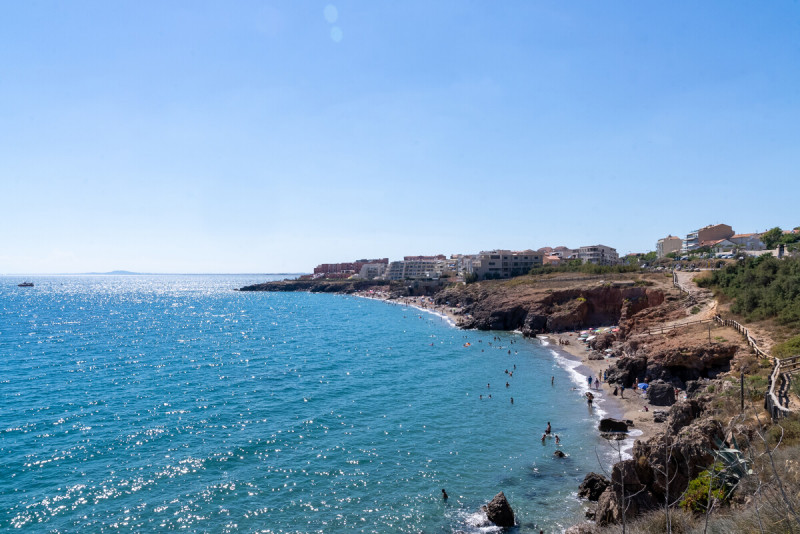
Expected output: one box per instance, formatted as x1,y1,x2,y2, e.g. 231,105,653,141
761,227,784,249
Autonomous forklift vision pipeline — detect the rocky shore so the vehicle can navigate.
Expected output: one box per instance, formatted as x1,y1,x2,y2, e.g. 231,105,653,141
240,272,756,531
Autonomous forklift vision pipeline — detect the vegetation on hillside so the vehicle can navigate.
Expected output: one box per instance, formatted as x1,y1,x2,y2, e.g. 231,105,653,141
698,255,800,328
761,226,800,250
529,260,641,276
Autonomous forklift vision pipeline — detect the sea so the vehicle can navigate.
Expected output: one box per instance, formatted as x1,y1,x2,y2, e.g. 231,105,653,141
0,274,622,533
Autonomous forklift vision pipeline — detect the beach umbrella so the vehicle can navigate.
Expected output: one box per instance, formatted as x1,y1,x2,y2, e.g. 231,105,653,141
638,383,649,390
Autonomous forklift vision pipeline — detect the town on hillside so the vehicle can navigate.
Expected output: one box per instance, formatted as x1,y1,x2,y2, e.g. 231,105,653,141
301,223,800,283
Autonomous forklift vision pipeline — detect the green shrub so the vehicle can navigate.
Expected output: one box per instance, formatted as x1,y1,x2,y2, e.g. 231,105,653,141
765,416,800,447
680,467,728,513
774,334,800,358
697,256,800,328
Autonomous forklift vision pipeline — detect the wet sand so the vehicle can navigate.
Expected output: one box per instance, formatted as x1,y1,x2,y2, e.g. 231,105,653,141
548,332,660,444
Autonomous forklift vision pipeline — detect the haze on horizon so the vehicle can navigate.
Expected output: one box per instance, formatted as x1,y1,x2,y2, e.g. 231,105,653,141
2,1,798,274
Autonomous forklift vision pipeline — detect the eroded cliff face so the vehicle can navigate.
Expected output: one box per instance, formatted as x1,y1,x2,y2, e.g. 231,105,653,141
604,341,739,390
435,283,665,336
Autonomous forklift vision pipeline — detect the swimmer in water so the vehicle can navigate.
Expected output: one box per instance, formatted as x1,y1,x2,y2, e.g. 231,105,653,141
555,435,560,445
442,488,448,500
546,422,552,434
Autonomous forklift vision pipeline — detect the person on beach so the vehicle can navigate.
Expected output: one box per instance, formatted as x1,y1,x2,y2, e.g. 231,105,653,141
545,422,552,435
586,392,594,406
587,376,593,387
620,384,625,398
442,489,448,500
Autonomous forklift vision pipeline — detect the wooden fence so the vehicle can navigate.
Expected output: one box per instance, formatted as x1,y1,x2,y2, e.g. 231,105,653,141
642,318,715,336
713,314,796,419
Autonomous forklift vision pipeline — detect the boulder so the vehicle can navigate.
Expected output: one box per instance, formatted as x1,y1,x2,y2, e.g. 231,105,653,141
578,472,610,501
667,399,702,434
652,410,668,423
565,523,598,534
482,491,515,527
647,380,676,406
599,418,628,433
594,487,622,526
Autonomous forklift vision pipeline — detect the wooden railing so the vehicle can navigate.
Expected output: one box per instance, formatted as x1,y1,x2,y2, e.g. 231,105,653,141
713,315,770,359
642,318,715,336
713,314,796,419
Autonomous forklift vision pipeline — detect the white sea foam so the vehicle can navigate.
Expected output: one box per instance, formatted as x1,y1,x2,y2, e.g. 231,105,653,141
547,348,609,419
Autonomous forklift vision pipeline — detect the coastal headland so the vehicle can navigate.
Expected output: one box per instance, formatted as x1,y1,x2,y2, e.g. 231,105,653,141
239,271,774,531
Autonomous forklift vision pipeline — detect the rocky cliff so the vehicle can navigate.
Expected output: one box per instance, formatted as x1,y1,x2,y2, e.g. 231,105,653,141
435,281,665,336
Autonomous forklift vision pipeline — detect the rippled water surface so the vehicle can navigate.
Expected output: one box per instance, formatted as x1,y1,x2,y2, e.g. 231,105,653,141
1,275,616,532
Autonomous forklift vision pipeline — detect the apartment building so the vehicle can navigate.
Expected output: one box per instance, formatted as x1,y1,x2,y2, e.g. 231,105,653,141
469,250,543,280
384,255,447,280
682,224,734,253
577,245,619,265
314,258,389,276
656,235,683,258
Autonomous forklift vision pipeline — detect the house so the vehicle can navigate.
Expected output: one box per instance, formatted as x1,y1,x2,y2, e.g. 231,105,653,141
730,233,765,251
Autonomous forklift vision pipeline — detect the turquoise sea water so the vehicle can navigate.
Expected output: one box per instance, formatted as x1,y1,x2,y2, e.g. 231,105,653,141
1,275,618,533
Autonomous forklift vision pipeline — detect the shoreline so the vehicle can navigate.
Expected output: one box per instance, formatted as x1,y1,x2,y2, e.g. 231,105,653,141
354,289,656,449
548,332,659,446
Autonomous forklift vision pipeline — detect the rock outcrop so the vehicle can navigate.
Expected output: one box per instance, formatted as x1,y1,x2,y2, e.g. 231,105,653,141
599,418,629,433
435,283,665,335
578,472,610,501
482,491,515,527
605,343,738,390
593,398,723,526
647,379,676,406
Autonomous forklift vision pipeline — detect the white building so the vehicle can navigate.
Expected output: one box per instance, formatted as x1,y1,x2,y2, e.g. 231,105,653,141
469,250,543,280
358,263,387,280
578,245,619,265
730,233,765,251
383,256,447,280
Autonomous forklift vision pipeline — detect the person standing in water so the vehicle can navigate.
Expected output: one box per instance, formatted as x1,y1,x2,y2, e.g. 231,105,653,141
441,489,448,500
545,422,552,435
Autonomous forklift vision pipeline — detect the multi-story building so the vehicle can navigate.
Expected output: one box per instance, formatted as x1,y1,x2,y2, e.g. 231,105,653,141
383,255,447,280
577,245,619,265
358,263,387,279
469,250,543,280
682,224,734,253
314,258,389,276
656,235,683,258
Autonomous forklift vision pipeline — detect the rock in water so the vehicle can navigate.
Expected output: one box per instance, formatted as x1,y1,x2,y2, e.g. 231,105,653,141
554,450,567,458
647,379,676,406
483,491,515,527
578,472,610,501
598,418,628,432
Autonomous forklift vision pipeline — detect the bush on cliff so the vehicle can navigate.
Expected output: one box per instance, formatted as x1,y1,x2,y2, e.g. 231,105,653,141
698,255,800,328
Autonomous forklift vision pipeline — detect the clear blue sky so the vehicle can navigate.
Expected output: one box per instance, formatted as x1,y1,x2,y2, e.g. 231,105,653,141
2,1,798,273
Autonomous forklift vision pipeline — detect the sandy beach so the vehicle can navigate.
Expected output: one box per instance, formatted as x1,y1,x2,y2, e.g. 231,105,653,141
549,332,660,445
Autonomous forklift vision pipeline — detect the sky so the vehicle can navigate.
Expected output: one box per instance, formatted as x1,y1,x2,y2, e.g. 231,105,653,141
2,1,799,273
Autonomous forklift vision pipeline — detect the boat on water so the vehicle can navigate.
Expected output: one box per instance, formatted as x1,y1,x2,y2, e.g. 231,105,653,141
18,282,34,287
